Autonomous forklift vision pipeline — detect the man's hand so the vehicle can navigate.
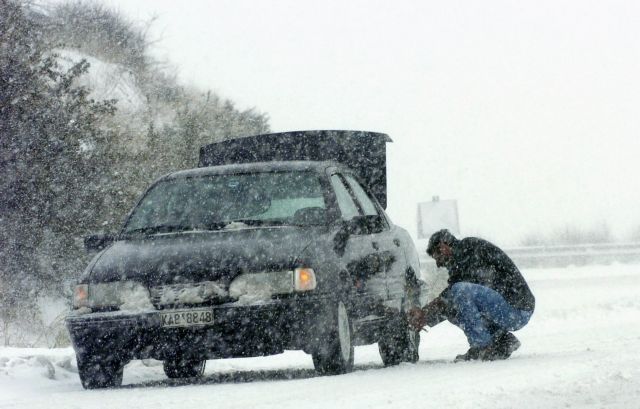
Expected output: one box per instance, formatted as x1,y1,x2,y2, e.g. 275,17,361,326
407,297,449,330
406,306,427,331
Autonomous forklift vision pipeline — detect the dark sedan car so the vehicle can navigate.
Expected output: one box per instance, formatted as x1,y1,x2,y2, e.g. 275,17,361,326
67,132,423,389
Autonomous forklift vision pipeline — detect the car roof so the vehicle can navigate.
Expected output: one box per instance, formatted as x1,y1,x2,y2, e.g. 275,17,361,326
162,160,347,180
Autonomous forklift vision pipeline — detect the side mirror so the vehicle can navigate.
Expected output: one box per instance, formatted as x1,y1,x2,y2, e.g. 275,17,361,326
332,215,386,256
84,234,115,252
333,221,351,256
348,215,385,235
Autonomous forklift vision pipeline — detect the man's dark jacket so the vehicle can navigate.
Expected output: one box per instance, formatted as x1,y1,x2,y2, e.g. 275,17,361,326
424,237,535,326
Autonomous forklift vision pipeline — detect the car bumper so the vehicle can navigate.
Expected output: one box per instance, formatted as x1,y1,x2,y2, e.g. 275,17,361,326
66,296,332,362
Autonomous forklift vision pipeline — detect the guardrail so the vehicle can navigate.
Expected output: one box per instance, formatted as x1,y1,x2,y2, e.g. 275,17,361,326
419,242,640,272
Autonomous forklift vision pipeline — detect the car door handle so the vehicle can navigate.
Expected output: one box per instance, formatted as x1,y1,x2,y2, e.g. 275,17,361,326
372,242,380,250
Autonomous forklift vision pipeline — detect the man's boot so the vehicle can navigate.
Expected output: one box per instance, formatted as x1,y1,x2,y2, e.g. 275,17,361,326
491,332,521,360
454,345,491,362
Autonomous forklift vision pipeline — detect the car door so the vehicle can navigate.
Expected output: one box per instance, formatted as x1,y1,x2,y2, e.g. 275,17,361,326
342,174,407,306
328,172,387,316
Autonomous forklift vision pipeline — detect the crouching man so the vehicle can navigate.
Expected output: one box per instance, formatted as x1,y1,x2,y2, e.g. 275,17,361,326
408,229,535,361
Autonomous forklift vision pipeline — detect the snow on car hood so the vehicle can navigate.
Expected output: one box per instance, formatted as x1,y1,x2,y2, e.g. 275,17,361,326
87,226,318,286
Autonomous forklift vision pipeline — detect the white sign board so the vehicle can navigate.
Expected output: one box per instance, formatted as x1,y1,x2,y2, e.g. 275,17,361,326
417,199,460,239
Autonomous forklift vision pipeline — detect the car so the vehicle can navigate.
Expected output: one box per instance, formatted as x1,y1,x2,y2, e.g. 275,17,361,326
66,130,423,389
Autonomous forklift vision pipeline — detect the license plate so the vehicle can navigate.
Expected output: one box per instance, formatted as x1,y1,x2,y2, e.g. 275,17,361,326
160,309,214,328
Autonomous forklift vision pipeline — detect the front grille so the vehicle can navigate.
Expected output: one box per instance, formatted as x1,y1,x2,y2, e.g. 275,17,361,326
150,281,232,308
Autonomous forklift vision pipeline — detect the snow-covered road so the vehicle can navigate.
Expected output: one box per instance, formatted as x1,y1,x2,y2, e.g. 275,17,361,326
2,264,639,409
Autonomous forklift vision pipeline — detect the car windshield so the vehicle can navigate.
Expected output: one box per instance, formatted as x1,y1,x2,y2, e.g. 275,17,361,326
122,171,327,235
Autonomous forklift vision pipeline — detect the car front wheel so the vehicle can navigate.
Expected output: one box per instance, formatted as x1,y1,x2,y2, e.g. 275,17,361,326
378,315,420,366
312,301,354,375
77,356,124,389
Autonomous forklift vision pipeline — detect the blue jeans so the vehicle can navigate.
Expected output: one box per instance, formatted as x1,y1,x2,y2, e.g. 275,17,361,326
447,282,533,348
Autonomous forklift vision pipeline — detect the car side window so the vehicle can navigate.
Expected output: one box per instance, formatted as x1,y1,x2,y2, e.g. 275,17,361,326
330,174,360,220
344,175,379,216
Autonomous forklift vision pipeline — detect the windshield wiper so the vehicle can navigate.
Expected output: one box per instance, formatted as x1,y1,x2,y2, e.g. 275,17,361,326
124,220,289,235
124,221,233,236
225,219,286,227
123,224,196,236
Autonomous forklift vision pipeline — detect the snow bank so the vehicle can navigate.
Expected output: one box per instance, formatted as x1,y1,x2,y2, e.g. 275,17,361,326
0,347,76,384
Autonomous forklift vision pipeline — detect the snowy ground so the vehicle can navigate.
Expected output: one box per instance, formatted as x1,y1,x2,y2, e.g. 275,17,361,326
1,263,639,409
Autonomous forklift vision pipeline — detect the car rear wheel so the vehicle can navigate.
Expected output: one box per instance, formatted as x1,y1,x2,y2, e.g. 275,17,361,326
378,315,420,366
312,301,354,375
163,358,206,379
77,357,124,389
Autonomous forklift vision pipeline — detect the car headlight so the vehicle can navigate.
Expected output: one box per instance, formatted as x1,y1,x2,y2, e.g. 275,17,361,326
73,281,152,310
229,267,317,301
229,271,293,301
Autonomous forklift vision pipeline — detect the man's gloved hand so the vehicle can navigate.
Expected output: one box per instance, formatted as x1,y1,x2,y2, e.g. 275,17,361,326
406,306,427,331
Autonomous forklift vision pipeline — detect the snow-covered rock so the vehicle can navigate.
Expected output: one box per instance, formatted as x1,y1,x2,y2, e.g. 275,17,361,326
55,49,146,113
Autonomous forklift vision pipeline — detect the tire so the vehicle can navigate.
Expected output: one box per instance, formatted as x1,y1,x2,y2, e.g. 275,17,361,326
163,358,206,379
378,315,420,366
311,301,354,375
77,357,124,389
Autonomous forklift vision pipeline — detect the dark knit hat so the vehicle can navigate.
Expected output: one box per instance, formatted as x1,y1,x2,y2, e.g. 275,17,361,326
426,229,457,256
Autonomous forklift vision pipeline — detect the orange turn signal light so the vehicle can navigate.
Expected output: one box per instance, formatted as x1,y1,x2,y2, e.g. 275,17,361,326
294,268,317,292
73,284,89,308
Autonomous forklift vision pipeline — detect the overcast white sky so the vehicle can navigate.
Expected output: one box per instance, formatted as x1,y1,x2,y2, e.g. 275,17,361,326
91,0,640,245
